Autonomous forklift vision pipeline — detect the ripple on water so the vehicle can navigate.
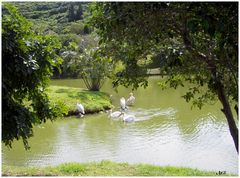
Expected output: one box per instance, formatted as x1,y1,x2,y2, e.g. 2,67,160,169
124,107,178,122
118,108,180,152
184,113,226,146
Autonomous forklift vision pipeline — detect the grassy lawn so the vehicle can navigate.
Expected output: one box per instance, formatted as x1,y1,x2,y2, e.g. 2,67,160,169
47,86,113,116
2,160,236,176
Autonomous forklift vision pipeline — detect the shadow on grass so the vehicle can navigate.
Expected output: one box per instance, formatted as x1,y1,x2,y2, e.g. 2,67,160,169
55,88,71,93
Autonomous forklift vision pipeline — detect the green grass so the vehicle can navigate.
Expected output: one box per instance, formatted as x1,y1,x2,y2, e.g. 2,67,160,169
47,86,113,116
2,160,236,176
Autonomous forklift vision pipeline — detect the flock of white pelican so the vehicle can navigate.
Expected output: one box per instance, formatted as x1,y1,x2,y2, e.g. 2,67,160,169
76,92,136,122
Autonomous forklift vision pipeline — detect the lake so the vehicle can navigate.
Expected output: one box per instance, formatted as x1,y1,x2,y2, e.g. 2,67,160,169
2,76,238,174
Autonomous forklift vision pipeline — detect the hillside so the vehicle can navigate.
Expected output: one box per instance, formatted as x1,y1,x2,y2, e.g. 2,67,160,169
12,2,89,34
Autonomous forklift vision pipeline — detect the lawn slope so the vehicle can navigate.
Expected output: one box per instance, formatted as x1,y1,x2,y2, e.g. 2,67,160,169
2,160,235,176
48,86,113,116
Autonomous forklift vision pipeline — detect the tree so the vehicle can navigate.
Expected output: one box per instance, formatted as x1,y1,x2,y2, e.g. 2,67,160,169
79,47,113,91
60,37,113,91
76,3,83,20
2,3,63,149
68,4,75,21
88,2,238,152
67,3,84,22
57,39,82,78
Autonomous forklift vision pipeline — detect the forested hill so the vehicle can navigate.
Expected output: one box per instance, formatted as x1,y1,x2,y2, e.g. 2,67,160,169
12,2,89,34
13,2,88,22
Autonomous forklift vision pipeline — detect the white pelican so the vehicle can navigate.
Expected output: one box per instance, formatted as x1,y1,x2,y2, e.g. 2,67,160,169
76,102,85,117
108,109,122,119
121,113,135,122
120,97,127,111
126,92,135,106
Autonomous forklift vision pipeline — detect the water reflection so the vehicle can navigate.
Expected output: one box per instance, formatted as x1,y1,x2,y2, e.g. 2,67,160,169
3,121,59,166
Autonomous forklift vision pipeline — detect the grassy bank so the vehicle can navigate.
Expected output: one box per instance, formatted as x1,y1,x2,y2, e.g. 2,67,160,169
47,86,113,116
2,160,235,176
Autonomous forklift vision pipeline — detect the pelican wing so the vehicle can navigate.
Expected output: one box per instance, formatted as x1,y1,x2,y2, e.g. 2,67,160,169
123,114,135,122
127,96,135,105
110,111,122,118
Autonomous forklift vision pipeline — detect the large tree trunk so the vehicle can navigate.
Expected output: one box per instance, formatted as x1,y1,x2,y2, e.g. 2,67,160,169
181,20,238,152
217,81,238,153
234,104,238,116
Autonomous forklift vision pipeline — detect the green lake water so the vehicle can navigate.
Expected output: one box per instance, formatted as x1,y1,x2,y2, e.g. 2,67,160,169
2,76,238,174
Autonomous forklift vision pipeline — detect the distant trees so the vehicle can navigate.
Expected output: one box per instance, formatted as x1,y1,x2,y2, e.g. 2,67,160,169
13,2,88,33
89,2,238,152
2,4,63,149
68,3,83,22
